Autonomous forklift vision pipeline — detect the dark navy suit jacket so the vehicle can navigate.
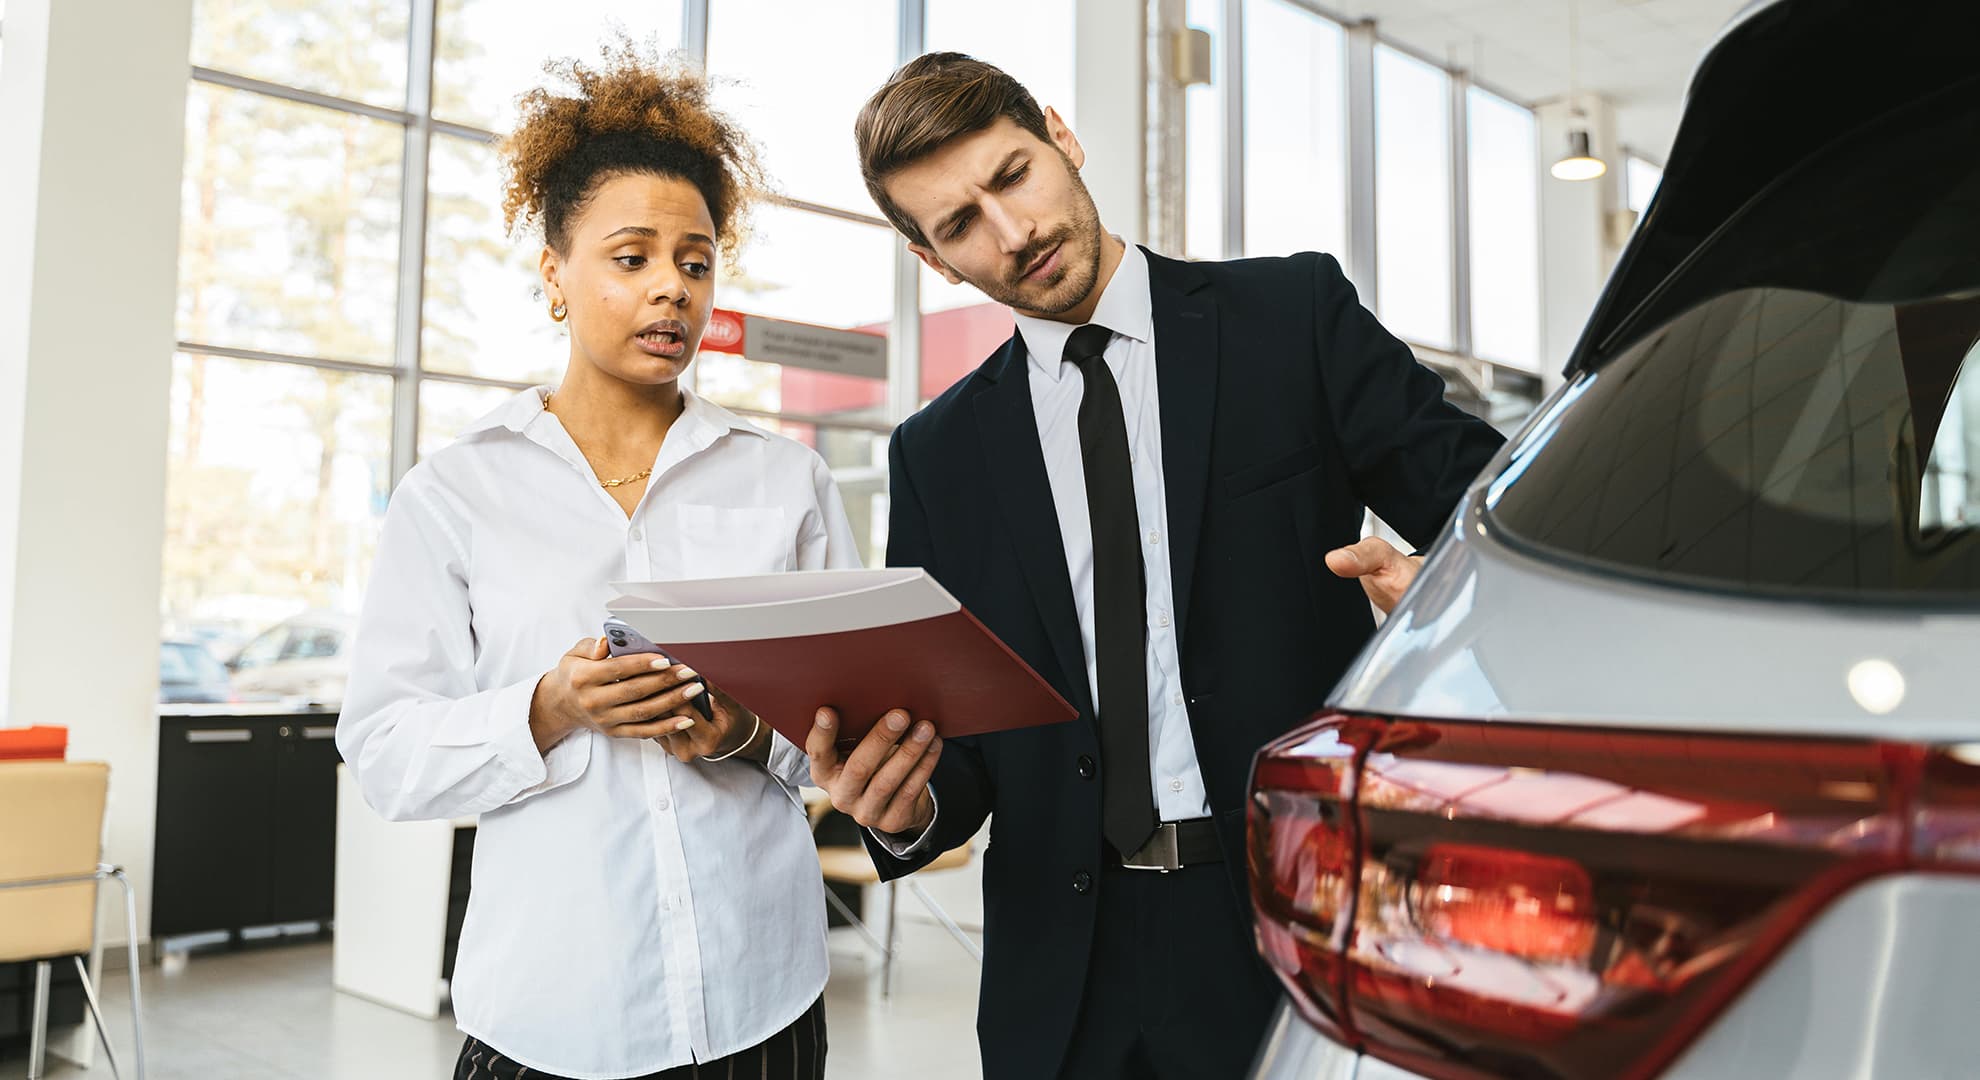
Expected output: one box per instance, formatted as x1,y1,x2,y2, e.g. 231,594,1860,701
866,248,1506,1078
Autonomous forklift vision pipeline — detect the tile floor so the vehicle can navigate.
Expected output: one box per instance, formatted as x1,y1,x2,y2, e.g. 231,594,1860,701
1,918,985,1080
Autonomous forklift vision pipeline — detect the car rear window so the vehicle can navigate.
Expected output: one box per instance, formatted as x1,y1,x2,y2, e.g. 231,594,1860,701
1487,84,1980,599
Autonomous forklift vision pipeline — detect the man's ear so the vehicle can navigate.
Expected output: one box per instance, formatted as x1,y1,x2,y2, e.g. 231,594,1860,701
1043,105,1085,172
907,242,965,286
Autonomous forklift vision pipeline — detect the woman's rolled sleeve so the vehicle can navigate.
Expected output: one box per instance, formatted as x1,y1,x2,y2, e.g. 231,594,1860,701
339,476,591,822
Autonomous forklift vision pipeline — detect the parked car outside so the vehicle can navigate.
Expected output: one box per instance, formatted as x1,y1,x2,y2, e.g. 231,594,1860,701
159,638,234,705
226,611,355,708
1247,1,1980,1078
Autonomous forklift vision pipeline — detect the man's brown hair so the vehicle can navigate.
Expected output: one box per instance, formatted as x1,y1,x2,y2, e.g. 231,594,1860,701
855,52,1053,247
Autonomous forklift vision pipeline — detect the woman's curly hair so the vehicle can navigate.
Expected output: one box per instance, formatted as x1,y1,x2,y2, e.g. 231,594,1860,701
501,41,766,262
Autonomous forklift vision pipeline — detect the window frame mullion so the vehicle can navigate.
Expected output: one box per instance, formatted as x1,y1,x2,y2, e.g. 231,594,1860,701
390,0,441,484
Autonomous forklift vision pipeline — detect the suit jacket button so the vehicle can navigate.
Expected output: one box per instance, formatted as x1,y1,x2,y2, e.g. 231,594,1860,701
1077,755,1096,780
1072,870,1092,894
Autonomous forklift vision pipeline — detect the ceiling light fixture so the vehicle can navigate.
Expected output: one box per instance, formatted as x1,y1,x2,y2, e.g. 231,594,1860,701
1552,0,1608,182
1552,128,1607,181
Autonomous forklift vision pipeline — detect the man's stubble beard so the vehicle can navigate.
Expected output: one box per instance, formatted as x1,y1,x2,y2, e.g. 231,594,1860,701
957,157,1107,317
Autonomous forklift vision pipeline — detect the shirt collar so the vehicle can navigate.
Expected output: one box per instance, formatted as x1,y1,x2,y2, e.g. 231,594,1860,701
460,384,767,442
1013,240,1155,383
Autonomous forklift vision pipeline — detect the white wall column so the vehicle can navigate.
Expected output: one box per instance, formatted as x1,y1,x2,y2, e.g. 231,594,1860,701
1143,0,1188,256
1075,0,1148,245
1536,93,1622,395
0,0,193,946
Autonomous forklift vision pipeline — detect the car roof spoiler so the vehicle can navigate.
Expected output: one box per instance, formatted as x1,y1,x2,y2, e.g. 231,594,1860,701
1564,0,1980,377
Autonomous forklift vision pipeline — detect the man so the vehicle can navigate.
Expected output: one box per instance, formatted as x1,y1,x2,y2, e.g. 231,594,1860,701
805,53,1506,1080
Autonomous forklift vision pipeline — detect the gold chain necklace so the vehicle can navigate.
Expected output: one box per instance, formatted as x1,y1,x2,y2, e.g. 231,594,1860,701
544,392,652,489
598,469,652,489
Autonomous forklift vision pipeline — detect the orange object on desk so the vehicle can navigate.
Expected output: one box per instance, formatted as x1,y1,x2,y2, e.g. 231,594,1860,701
0,725,67,760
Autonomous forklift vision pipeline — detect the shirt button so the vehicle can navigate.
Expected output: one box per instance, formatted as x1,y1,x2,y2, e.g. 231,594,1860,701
655,798,671,812
1172,691,1185,707
1072,870,1093,894
1169,777,1185,793
1156,611,1171,628
1147,530,1161,546
630,528,644,541
1077,755,1096,780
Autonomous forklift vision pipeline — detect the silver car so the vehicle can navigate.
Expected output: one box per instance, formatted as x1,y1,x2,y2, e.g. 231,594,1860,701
226,610,355,707
1246,1,1980,1078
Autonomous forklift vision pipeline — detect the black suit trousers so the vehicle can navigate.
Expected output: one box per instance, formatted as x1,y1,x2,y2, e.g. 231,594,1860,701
1056,863,1279,1080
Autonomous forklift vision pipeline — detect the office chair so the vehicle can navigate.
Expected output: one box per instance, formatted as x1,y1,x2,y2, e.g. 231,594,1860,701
807,795,982,998
0,761,146,1079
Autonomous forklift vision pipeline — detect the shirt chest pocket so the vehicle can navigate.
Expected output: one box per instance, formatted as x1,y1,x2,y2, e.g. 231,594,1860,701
668,504,793,579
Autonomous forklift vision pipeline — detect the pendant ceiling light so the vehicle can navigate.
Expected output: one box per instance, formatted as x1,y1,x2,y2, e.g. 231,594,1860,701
1551,0,1607,182
1552,128,1607,181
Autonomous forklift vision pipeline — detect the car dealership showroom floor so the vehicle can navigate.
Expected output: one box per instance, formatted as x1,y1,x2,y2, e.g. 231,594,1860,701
1,916,985,1080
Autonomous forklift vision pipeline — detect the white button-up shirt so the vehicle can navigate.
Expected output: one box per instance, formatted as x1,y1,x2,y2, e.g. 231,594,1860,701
1014,241,1212,823
339,385,856,1079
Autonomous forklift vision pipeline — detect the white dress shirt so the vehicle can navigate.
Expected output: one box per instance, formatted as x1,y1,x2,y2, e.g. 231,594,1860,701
876,244,1212,860
339,385,856,1079
1014,241,1212,824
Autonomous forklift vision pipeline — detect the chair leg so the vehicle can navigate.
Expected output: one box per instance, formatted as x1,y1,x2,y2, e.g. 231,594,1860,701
881,880,899,998
27,959,51,1080
823,887,889,957
112,868,147,1080
72,955,123,1080
907,880,984,961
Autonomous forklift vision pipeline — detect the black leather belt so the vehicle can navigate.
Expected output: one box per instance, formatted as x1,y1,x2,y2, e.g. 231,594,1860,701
1112,818,1222,872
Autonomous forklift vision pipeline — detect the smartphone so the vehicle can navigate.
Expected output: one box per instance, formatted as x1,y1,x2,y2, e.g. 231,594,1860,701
602,616,713,723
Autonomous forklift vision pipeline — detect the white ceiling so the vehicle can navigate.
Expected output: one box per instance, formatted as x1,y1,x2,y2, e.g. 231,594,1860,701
1324,0,1752,160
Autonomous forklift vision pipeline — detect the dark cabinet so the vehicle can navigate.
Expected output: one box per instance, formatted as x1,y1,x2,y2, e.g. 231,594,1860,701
268,719,341,922
153,710,340,938
441,826,475,980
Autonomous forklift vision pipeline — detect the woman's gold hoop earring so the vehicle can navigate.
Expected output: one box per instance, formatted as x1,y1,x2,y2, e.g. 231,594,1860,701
549,301,568,322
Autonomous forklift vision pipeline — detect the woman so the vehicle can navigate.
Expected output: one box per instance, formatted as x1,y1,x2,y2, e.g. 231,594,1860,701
338,46,848,1080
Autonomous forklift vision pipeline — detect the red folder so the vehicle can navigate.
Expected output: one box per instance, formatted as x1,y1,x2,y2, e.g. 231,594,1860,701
0,725,67,760
609,569,1077,751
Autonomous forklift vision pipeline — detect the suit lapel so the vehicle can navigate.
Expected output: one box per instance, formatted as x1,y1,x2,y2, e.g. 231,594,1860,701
1146,250,1219,648
971,334,1097,719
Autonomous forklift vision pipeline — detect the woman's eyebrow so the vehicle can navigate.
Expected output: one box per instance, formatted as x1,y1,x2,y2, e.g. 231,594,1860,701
600,225,715,247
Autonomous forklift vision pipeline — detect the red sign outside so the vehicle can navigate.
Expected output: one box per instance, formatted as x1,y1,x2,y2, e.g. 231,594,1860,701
702,308,746,354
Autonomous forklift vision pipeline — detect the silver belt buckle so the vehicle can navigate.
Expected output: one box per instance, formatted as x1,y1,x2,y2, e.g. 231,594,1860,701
1121,822,1181,872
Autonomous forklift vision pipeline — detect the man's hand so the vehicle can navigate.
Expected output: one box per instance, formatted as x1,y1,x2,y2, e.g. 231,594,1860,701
1324,537,1423,615
806,707,940,836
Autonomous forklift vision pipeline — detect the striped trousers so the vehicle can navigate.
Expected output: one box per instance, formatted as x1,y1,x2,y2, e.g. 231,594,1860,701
453,997,826,1080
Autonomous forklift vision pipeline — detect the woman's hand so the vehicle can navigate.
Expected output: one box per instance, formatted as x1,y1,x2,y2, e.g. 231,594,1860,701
649,679,763,764
527,637,713,752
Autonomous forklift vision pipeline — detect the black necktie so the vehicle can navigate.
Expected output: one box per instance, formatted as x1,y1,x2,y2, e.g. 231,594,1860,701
1064,324,1156,857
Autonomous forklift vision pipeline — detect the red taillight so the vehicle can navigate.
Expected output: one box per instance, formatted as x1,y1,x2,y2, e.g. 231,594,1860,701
1916,746,1980,868
1415,844,1595,964
1247,717,1378,1042
1249,714,1974,1080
